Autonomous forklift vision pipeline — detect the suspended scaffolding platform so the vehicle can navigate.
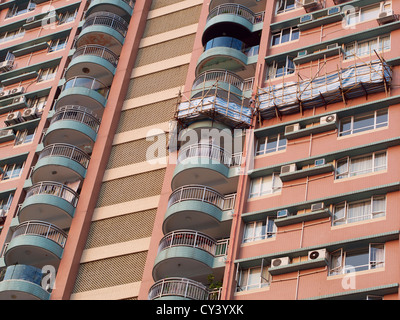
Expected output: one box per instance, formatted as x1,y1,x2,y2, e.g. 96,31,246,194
175,84,254,129
256,58,392,120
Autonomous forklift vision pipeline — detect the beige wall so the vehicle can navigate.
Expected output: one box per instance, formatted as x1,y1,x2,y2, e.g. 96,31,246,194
70,0,203,300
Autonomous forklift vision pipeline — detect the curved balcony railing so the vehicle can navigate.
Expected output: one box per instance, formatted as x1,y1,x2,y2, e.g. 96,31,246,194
168,185,236,211
177,143,242,167
149,277,215,300
50,105,101,134
192,69,254,92
157,229,229,257
207,4,265,24
24,181,79,208
204,37,259,57
11,220,68,248
38,143,90,169
71,45,119,67
83,11,129,37
62,76,109,98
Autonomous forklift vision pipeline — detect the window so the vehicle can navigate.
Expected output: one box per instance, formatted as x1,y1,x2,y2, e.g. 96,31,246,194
256,133,287,156
345,35,390,59
0,193,14,213
0,28,25,44
335,151,387,180
332,195,386,226
29,96,48,112
38,66,58,82
271,27,299,46
15,128,36,146
237,265,269,292
1,162,24,181
345,2,391,26
266,56,295,79
329,244,384,275
243,218,276,243
276,0,299,14
49,37,68,52
58,9,78,25
6,1,36,19
249,174,282,198
339,109,388,137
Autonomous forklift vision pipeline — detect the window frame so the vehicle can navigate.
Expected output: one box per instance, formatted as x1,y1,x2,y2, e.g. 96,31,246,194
256,133,287,156
335,150,387,180
237,264,270,292
345,2,391,27
344,34,391,59
332,195,386,226
338,108,388,137
38,66,58,82
266,56,295,80
1,162,24,181
276,0,299,14
14,127,37,146
249,173,282,199
242,217,277,243
271,26,299,46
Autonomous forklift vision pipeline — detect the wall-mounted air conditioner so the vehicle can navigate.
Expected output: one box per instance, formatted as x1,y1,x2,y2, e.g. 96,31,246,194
285,123,300,135
326,43,340,50
328,6,340,15
308,249,328,260
0,90,10,99
377,10,397,24
4,111,22,126
271,257,290,267
9,87,25,97
0,60,13,73
314,158,325,166
300,14,313,23
320,114,337,124
311,202,325,212
297,50,308,57
277,209,289,218
281,163,297,174
22,107,38,120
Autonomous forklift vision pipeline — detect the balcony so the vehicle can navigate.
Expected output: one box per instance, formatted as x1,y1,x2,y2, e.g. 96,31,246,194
86,0,135,19
164,185,236,237
0,265,50,300
43,106,100,151
65,45,119,87
18,181,79,230
203,4,264,45
197,36,259,75
31,143,90,184
148,277,221,300
172,144,242,193
76,12,129,55
3,220,67,268
191,69,254,97
55,76,109,117
153,230,228,282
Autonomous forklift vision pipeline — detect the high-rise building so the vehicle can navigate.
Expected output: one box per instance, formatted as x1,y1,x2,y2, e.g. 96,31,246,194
0,0,398,301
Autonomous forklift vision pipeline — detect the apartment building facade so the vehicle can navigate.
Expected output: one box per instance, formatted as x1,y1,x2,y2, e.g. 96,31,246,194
0,0,398,301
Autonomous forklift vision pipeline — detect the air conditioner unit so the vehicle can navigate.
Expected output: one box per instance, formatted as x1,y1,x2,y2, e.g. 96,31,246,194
271,257,290,267
0,90,10,99
297,50,308,57
328,6,340,15
326,43,339,50
308,249,327,260
0,60,13,73
22,107,38,120
285,123,300,135
314,158,325,166
302,0,318,7
26,16,35,23
320,114,337,124
4,111,22,126
281,163,297,174
277,209,289,218
311,202,325,212
9,87,25,97
0,209,5,219
12,96,26,105
0,129,13,137
377,10,396,24
300,14,313,23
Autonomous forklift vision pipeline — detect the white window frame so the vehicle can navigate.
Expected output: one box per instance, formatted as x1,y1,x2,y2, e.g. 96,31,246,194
14,127,36,146
345,2,392,26
332,195,386,226
335,150,387,180
29,96,48,113
271,26,299,46
249,173,282,198
6,1,36,19
58,8,78,25
338,109,388,137
38,66,58,82
256,133,287,156
0,193,14,213
276,0,299,14
48,37,68,53
2,162,24,181
344,34,391,59
266,56,295,79
329,244,385,276
236,264,270,292
243,217,277,243
0,28,25,44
